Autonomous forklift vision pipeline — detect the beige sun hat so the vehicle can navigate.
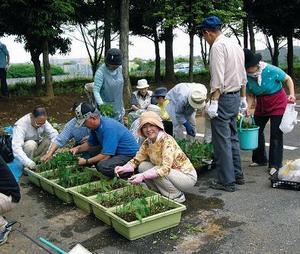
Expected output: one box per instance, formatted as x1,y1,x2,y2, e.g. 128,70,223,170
136,79,149,89
188,85,207,110
137,111,164,136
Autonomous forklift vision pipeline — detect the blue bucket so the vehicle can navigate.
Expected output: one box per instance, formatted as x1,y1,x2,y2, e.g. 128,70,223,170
238,115,260,150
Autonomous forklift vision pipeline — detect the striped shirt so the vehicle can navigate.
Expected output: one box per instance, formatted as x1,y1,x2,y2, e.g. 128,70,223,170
54,118,90,147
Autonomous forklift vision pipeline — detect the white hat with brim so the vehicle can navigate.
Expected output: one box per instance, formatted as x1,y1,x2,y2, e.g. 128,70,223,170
136,79,149,89
188,88,207,110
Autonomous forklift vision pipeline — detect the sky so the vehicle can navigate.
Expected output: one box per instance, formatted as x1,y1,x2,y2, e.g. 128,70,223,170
0,28,283,64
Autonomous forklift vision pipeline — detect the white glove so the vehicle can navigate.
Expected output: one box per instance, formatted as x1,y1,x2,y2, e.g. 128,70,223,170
206,100,218,119
240,97,248,113
27,160,36,170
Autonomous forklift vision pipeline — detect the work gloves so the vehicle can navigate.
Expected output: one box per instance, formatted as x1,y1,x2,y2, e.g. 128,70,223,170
114,163,134,177
240,97,248,113
206,100,219,119
27,160,36,170
183,121,195,137
128,168,158,184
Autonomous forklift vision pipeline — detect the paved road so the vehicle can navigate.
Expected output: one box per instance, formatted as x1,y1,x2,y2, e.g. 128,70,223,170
2,105,300,254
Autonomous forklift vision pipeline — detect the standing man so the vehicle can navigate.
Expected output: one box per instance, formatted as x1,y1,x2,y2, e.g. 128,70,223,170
0,41,10,98
165,83,207,139
70,102,139,178
196,16,248,192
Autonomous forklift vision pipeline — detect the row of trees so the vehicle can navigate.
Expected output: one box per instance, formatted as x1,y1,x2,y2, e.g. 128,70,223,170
0,0,300,99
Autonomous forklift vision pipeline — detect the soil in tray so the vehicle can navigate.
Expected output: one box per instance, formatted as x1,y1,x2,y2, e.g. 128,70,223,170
96,185,152,208
79,179,127,197
115,197,176,222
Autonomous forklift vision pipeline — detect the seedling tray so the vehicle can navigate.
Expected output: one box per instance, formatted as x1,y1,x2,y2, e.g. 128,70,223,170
89,185,157,225
270,173,300,191
107,195,186,240
24,167,41,187
68,179,128,213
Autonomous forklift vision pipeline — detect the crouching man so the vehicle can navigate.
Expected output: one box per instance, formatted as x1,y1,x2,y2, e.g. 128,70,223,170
12,106,58,169
70,102,139,178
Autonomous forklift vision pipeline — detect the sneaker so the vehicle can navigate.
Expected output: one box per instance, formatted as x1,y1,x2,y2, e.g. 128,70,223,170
249,162,267,167
173,193,186,203
0,227,11,245
209,180,236,192
269,168,277,176
235,177,245,185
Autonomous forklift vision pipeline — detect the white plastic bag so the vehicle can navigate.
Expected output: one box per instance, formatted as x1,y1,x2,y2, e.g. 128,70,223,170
278,159,300,182
279,103,298,134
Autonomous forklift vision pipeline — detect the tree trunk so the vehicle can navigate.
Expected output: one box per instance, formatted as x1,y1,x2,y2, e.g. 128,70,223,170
248,14,256,52
164,26,175,82
200,37,208,68
120,0,131,109
243,15,248,48
30,50,43,89
42,39,54,98
104,0,111,55
272,35,279,66
153,28,161,84
188,31,194,82
287,32,294,77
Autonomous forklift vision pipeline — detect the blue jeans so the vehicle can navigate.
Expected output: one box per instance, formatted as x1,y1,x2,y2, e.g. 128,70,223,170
211,93,242,185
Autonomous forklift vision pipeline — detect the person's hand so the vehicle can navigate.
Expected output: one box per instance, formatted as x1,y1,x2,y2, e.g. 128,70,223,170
70,146,79,155
27,160,36,170
78,157,87,166
288,94,296,103
40,153,52,162
183,121,195,137
142,168,158,180
5,64,10,71
128,173,144,184
114,163,134,177
240,97,248,113
80,136,89,144
206,100,218,119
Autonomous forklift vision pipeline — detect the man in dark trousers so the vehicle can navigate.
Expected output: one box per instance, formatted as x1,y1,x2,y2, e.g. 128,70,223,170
0,155,21,245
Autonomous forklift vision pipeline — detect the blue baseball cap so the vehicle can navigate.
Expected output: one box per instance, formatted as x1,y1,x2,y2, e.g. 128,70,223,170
196,16,222,31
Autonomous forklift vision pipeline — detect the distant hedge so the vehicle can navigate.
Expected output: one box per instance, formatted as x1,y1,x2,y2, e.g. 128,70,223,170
7,63,65,78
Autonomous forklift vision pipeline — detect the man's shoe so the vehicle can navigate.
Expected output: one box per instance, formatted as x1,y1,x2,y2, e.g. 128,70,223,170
235,177,245,185
209,180,236,192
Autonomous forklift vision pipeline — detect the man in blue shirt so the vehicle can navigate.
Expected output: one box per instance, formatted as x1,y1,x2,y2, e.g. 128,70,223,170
0,41,10,98
71,102,139,177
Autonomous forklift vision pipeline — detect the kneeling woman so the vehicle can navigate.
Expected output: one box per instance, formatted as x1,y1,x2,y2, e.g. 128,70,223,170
115,111,197,203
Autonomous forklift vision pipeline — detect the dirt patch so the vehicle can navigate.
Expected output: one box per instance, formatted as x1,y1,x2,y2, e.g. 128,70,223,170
0,93,87,127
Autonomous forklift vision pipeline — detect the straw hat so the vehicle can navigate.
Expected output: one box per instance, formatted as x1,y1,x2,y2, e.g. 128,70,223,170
137,111,164,136
136,79,149,89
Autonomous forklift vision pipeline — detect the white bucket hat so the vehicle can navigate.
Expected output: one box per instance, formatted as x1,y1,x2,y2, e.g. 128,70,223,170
188,85,207,110
136,79,149,89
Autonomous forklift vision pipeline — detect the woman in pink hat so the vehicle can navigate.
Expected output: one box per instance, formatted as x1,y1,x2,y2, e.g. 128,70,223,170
115,111,197,203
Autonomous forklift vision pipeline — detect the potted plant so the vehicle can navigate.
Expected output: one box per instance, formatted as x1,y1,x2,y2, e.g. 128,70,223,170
177,139,214,171
107,195,186,240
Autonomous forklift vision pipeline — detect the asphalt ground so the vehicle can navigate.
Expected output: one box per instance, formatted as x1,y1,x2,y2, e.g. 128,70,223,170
2,105,300,254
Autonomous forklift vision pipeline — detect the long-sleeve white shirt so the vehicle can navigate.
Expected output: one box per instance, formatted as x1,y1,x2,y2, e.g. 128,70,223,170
209,34,247,94
12,113,58,166
166,83,206,126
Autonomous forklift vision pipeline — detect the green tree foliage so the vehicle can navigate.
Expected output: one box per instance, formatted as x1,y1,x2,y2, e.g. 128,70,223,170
0,0,76,97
